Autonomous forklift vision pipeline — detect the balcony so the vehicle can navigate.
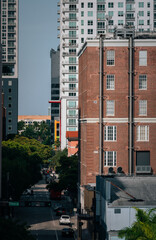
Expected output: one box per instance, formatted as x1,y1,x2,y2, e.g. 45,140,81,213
62,43,78,48
62,0,78,4
62,52,77,57
57,18,60,22
8,29,16,33
62,25,78,30
62,70,78,74
8,21,16,26
67,113,78,118
8,7,16,11
62,17,78,21
62,87,78,92
8,0,16,3
8,36,16,41
136,165,151,174
8,44,16,48
62,34,78,39
62,78,78,83
62,8,78,13
62,60,78,65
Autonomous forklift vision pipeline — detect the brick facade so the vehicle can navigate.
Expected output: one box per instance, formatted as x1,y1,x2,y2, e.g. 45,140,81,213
78,37,156,186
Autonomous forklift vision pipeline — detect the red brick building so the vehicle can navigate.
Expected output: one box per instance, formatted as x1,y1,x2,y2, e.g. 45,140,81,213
78,35,156,203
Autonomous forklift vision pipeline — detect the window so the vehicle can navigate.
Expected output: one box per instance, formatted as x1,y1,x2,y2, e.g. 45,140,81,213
108,2,114,8
108,11,113,17
118,2,123,8
139,2,144,7
81,20,84,26
126,4,133,10
69,75,76,81
69,30,76,38
69,109,76,116
104,151,116,166
69,83,76,90
147,2,150,7
81,29,84,34
137,126,149,141
81,38,84,43
139,51,147,66
107,75,115,90
97,4,105,11
97,22,105,29
118,11,123,17
139,75,147,90
88,29,93,34
106,100,115,116
88,2,93,8
139,100,147,116
88,11,93,17
88,20,93,25
69,13,76,20
69,119,76,126
68,101,76,108
139,20,144,25
81,2,84,8
107,50,115,65
69,92,76,96
104,126,116,141
147,19,150,25
114,208,121,214
81,11,84,17
97,12,105,20
139,11,144,16
69,66,76,73
9,88,12,93
118,20,124,25
108,20,114,25
8,103,12,108
7,81,12,87
69,22,76,28
147,11,150,17
69,49,76,55
69,57,76,64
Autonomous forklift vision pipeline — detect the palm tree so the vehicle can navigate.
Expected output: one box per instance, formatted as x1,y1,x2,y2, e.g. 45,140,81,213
118,208,156,240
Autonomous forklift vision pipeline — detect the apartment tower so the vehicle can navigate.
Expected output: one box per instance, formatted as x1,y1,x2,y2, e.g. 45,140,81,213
58,0,156,149
0,0,18,137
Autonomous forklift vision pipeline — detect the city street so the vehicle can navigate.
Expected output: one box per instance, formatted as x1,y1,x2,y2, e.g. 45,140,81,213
14,179,77,240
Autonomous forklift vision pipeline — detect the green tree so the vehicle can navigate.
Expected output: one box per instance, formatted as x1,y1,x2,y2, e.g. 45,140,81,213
118,208,156,240
0,217,35,240
17,121,25,131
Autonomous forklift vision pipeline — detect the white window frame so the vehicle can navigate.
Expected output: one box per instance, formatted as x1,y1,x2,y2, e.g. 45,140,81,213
106,100,115,116
139,75,147,90
106,75,115,90
104,126,117,141
139,50,147,66
139,100,147,116
104,151,117,166
137,126,149,141
107,50,115,66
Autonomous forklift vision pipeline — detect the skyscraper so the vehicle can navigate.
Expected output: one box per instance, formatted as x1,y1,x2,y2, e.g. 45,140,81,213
0,0,18,137
50,47,60,144
58,0,156,149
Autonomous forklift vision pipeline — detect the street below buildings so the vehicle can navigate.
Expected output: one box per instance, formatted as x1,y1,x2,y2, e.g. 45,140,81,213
13,179,77,240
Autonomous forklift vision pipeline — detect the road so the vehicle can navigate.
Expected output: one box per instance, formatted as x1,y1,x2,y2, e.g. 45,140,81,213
14,179,77,240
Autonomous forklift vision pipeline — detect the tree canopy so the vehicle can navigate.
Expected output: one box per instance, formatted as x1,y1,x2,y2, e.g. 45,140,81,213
118,208,156,240
2,136,54,200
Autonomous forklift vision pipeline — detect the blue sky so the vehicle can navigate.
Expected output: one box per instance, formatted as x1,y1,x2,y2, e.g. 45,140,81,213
19,0,59,115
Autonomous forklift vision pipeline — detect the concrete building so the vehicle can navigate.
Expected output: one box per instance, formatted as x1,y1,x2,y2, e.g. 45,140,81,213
78,34,156,209
50,47,60,144
58,0,156,149
1,0,19,137
96,175,156,240
18,115,51,126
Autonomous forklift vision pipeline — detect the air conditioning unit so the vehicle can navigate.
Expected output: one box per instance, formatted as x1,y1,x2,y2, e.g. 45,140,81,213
136,166,151,174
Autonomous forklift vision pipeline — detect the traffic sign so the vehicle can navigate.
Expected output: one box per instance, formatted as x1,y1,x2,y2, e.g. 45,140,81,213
9,201,19,207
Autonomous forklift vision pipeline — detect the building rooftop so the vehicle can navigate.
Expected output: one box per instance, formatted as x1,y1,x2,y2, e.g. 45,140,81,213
18,115,51,121
104,176,156,207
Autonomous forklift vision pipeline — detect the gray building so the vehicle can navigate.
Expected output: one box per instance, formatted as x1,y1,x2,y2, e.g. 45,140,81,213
50,47,60,144
1,0,18,137
96,175,156,240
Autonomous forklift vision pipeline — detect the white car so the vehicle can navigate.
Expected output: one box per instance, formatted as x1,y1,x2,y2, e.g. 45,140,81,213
59,215,71,225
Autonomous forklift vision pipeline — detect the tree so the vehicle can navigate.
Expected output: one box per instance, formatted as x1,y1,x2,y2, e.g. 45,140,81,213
118,208,156,240
2,136,54,200
0,217,35,240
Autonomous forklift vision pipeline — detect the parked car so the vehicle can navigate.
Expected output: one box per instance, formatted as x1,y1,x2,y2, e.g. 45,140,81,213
61,228,74,237
59,215,71,225
56,207,66,216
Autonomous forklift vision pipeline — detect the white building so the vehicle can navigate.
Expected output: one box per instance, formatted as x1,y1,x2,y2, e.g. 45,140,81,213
58,0,156,149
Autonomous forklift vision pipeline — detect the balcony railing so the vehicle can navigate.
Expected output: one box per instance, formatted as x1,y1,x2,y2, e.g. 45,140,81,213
62,78,78,83
62,8,78,13
62,43,78,48
62,17,78,21
62,26,78,30
62,0,78,4
62,61,78,65
62,34,78,39
62,52,77,57
62,87,78,92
